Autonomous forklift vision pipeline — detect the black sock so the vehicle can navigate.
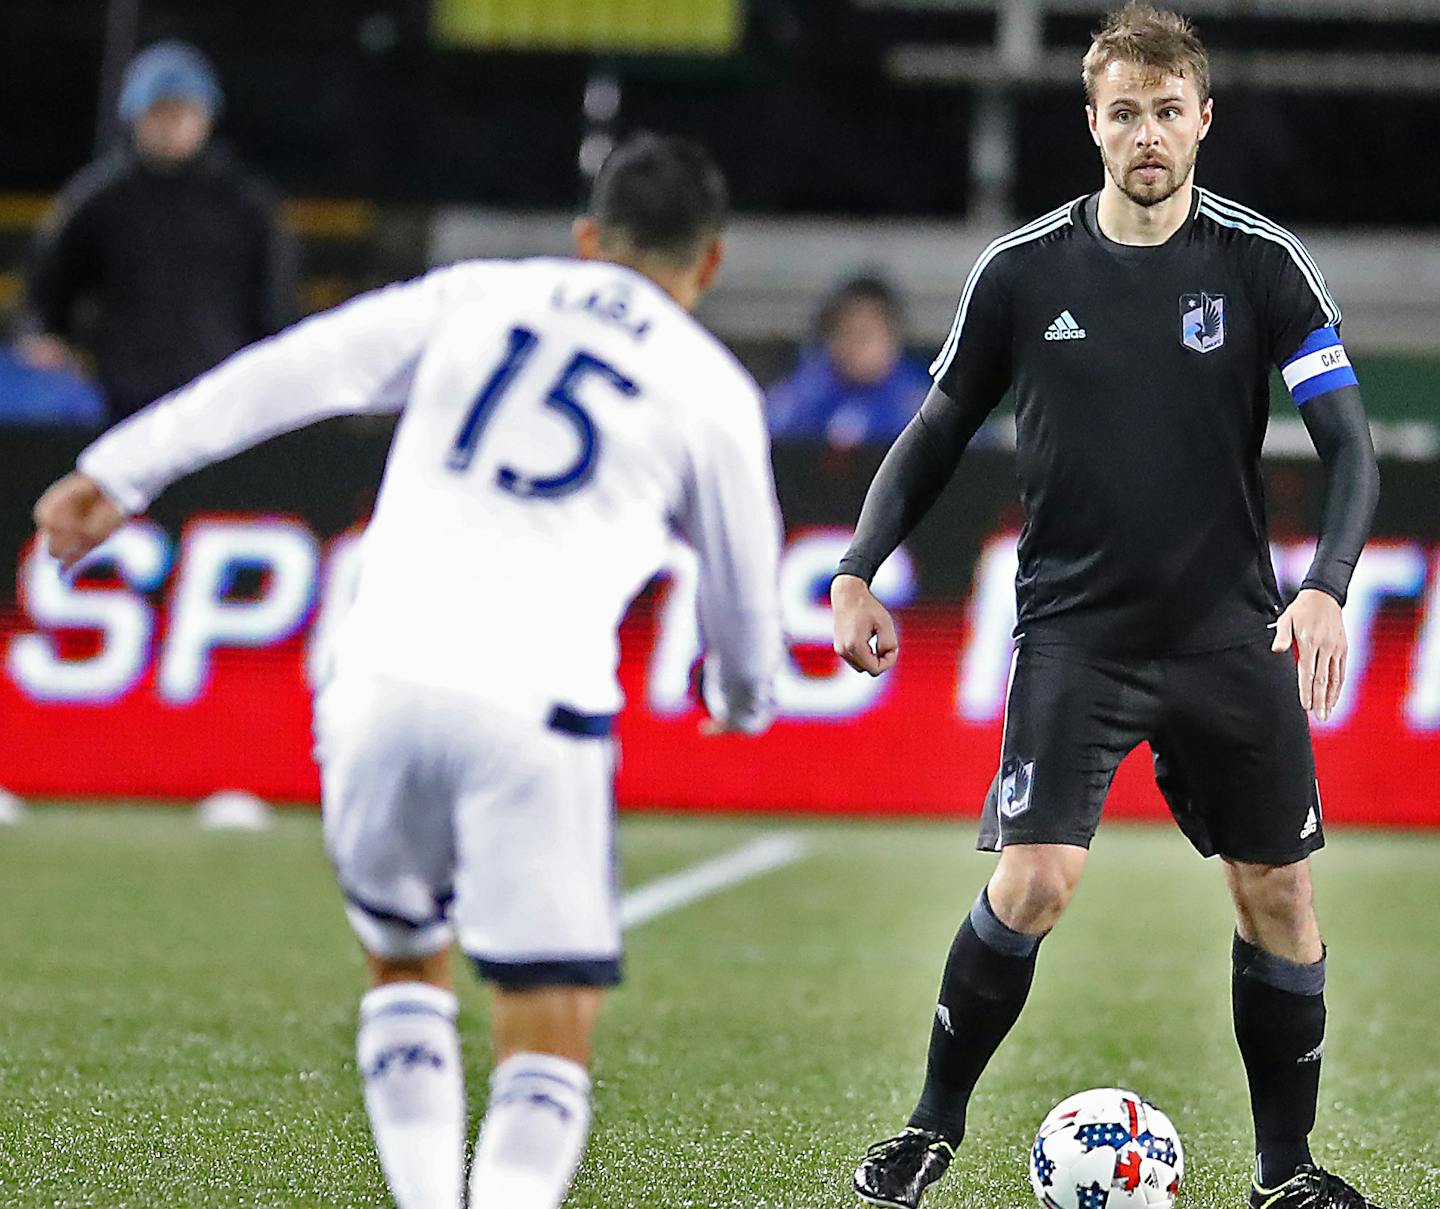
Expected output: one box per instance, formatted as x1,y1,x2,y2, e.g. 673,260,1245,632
907,889,1042,1147
1232,934,1326,1188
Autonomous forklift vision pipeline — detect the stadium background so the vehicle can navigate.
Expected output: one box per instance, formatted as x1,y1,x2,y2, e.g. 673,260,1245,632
3,5,1440,1209
3,0,1438,825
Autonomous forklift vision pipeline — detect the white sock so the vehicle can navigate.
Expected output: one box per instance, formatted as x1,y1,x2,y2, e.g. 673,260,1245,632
468,1051,592,1209
357,983,466,1209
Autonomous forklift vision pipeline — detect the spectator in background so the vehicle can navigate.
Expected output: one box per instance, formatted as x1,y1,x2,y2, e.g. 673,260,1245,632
0,345,105,427
767,275,932,448
16,41,295,424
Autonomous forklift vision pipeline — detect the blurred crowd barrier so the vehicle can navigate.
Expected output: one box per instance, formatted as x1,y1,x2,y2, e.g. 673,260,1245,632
4,198,1435,449
436,207,1440,455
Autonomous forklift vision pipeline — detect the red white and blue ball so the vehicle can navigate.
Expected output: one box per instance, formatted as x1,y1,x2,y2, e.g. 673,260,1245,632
1029,1088,1184,1209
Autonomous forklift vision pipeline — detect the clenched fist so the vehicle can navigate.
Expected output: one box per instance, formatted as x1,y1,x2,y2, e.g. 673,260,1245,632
831,573,899,677
33,472,126,571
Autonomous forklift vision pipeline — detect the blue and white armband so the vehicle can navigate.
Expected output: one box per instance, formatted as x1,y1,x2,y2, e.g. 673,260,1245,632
1282,327,1358,405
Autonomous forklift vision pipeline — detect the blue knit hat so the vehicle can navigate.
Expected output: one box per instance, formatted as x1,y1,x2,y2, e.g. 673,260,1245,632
118,41,222,124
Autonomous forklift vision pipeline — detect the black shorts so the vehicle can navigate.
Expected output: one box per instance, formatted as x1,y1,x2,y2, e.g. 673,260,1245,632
977,637,1323,865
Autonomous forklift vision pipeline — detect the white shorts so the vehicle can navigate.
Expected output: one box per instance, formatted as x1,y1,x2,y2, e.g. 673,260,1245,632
316,675,622,986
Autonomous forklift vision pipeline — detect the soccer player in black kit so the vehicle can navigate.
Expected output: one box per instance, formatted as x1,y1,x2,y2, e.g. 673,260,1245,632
833,7,1384,1209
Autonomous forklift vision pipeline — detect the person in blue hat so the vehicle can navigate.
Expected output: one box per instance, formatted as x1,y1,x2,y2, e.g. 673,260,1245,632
118,41,225,166
15,41,295,424
767,275,933,449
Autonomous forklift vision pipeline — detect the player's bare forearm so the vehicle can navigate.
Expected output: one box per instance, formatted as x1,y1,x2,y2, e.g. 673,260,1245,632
1272,587,1346,721
33,472,126,570
832,573,898,677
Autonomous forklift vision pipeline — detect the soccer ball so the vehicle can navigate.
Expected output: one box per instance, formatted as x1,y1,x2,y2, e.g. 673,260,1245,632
1029,1088,1184,1209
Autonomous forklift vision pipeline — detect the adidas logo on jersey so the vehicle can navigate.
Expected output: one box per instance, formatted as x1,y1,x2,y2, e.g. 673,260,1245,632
1044,311,1086,340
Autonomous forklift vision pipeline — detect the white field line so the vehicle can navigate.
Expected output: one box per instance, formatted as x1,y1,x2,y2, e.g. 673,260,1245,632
620,833,808,930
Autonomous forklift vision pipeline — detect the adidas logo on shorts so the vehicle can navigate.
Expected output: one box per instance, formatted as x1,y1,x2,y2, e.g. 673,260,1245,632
1044,310,1087,340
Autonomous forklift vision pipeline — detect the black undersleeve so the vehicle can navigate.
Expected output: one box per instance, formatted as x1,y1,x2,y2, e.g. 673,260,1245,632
1296,384,1379,605
835,385,991,585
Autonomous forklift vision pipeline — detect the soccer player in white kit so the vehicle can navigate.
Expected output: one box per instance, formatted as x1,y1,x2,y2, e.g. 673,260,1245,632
34,135,784,1209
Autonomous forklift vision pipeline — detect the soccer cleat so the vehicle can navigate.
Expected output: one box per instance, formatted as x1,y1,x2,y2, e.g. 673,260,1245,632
853,1127,956,1209
1249,1164,1387,1209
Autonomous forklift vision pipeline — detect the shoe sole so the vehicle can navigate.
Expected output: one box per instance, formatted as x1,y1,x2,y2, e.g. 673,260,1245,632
855,1194,914,1209
854,1183,924,1209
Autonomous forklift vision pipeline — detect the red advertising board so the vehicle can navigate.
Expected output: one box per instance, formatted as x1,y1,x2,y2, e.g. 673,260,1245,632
2,513,1437,826
3,430,1436,823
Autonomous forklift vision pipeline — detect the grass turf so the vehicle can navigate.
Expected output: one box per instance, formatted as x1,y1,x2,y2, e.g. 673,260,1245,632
0,806,1436,1208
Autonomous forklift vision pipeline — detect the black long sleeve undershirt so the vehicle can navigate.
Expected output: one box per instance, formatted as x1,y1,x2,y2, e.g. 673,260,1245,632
1295,383,1379,606
835,384,991,584
837,382,1379,611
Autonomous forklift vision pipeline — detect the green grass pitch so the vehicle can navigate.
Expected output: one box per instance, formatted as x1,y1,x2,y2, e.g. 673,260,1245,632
1,805,1436,1207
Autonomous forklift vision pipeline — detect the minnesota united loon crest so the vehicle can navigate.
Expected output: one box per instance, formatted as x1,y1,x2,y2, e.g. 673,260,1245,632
999,757,1035,819
1180,291,1226,353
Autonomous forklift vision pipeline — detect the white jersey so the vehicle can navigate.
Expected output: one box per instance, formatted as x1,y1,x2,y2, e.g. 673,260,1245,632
80,257,784,730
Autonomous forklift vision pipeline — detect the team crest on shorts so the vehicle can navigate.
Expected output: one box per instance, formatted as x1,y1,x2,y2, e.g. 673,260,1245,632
999,758,1036,819
1180,291,1226,353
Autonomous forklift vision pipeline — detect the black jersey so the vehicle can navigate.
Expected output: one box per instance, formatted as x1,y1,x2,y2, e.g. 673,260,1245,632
930,188,1341,655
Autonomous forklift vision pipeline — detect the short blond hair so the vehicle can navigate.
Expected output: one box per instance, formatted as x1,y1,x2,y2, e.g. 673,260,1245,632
1082,4,1211,105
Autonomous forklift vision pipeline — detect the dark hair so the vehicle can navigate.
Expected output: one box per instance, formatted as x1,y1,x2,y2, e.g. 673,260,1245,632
1083,4,1210,104
817,275,905,342
589,133,729,263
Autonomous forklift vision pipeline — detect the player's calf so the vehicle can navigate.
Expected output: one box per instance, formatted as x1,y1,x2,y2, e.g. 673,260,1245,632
357,979,466,1209
1231,934,1328,1193
469,1050,593,1209
855,885,1050,1206
907,887,1047,1144
468,984,604,1209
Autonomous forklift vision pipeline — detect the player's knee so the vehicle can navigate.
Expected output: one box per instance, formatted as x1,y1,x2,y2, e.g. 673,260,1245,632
365,948,451,990
1017,872,1078,931
1228,859,1315,930
491,985,605,1066
991,848,1084,933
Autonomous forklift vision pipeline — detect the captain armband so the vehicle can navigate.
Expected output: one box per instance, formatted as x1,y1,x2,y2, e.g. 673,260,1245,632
1282,327,1359,405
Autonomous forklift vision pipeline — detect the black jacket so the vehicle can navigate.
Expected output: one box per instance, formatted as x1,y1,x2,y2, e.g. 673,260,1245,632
23,144,296,422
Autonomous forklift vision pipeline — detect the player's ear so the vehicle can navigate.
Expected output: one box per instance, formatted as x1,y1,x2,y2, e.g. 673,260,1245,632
1197,96,1214,141
695,236,725,294
1085,104,1101,147
573,217,602,261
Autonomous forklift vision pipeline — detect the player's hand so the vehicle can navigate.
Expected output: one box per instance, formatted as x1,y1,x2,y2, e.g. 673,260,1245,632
1272,588,1346,722
699,712,772,737
33,472,126,571
832,573,898,676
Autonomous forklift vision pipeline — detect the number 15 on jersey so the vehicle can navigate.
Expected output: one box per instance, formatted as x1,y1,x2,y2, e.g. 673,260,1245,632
447,325,639,500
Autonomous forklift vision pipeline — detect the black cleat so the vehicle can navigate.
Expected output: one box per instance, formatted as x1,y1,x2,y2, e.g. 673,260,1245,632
853,1127,956,1209
1249,1165,1387,1209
